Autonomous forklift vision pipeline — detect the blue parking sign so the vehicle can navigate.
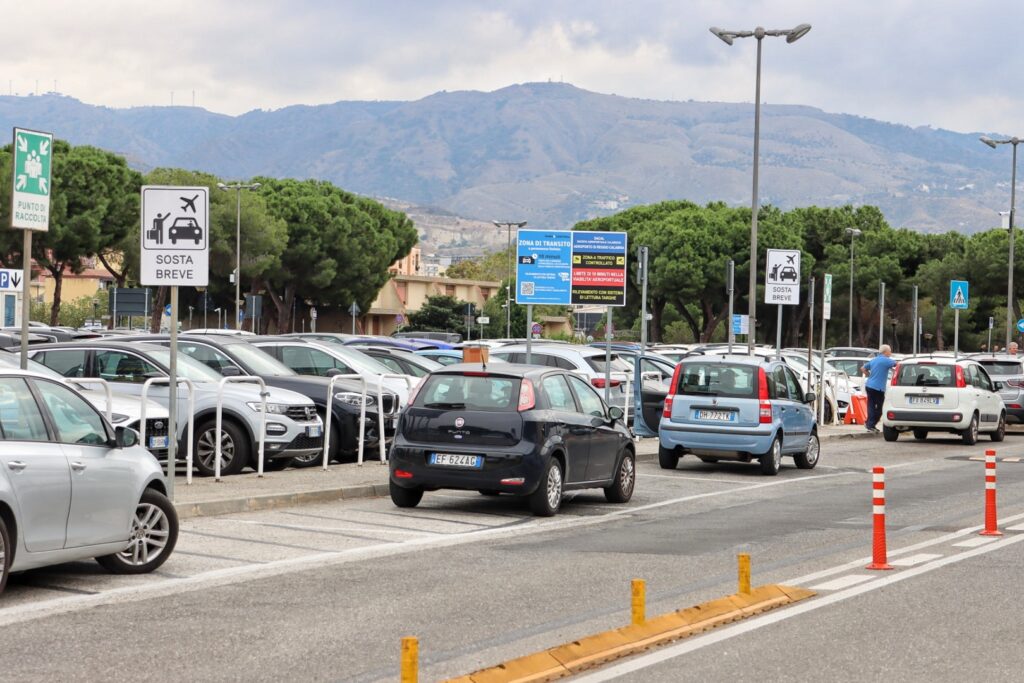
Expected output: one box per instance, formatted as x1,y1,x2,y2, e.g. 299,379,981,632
949,280,969,309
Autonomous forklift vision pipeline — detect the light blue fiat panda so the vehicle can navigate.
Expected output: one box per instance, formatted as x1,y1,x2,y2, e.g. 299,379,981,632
657,355,819,475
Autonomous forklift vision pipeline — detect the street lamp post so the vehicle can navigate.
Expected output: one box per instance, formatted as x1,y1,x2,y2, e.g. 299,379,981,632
846,227,862,346
217,182,262,330
980,135,1021,349
710,23,811,353
492,220,527,338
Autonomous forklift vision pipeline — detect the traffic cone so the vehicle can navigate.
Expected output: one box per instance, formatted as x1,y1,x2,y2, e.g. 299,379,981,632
866,466,893,570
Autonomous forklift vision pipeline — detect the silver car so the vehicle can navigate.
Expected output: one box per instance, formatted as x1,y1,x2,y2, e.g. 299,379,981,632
29,342,323,476
489,344,633,411
0,369,177,593
976,356,1024,424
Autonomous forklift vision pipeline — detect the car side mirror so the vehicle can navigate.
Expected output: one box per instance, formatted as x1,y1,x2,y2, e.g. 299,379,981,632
220,366,242,377
608,406,625,422
115,426,139,449
995,381,1004,391
804,391,817,404
325,368,342,377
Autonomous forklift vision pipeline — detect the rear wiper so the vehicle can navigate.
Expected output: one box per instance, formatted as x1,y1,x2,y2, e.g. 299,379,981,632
423,402,466,409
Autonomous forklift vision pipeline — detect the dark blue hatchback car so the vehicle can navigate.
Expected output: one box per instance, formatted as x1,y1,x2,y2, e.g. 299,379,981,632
389,364,636,516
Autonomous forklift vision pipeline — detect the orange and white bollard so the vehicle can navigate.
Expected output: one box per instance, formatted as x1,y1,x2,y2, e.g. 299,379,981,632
980,450,1002,537
866,466,893,570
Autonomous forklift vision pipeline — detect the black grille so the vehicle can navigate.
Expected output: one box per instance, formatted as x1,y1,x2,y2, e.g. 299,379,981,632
381,394,398,415
287,433,324,450
286,405,318,422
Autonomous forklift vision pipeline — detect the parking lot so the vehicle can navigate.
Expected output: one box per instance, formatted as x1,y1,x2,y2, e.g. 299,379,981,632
2,431,1023,681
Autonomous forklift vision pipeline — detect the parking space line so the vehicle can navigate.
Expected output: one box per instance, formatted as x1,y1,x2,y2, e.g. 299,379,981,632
279,510,447,533
8,582,99,596
639,473,750,484
232,520,433,538
890,553,944,567
952,536,1000,548
1007,523,1024,531
173,550,268,564
180,529,333,552
353,509,491,527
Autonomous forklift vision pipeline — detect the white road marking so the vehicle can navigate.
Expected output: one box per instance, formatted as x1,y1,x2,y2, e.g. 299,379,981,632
889,553,944,567
952,536,1000,548
809,574,876,591
1007,523,1024,531
638,473,749,484
0,468,863,627
228,520,439,536
575,533,1024,682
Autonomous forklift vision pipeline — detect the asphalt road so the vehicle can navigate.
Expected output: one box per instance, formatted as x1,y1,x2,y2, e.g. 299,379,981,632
2,431,1023,682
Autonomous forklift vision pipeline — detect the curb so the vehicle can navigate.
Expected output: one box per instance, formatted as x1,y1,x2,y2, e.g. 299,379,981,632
821,429,876,441
174,483,390,520
444,584,815,682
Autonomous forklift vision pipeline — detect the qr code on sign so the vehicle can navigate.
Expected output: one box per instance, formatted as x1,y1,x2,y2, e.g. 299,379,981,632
520,281,535,296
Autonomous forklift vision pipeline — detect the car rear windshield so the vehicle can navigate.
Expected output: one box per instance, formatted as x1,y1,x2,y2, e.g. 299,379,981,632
829,359,866,376
893,364,956,387
585,354,633,374
978,360,1024,375
675,363,757,398
415,374,520,411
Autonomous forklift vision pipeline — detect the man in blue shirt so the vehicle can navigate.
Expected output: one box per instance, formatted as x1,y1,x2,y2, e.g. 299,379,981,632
862,345,897,433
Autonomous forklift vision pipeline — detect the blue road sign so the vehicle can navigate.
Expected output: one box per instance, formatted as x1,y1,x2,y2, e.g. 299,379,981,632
516,230,573,305
1017,319,1024,334
732,314,750,335
164,304,172,316
949,280,969,309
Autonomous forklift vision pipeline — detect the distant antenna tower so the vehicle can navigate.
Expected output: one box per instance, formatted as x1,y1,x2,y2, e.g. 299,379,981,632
192,89,195,107
170,91,174,106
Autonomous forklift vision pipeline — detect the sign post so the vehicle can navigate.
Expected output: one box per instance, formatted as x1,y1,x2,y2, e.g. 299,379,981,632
879,281,886,347
727,259,735,353
10,128,53,368
950,280,969,359
819,274,833,424
765,249,801,352
516,229,627,403
349,301,361,335
141,186,209,498
912,285,919,355
988,316,994,353
639,246,650,349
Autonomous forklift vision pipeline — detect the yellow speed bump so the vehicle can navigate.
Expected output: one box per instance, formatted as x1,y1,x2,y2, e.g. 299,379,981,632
445,583,815,682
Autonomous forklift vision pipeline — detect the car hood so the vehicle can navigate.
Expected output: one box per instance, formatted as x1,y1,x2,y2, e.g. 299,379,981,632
262,374,398,402
82,390,168,421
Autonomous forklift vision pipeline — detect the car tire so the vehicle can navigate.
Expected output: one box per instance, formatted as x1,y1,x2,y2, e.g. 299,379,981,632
793,431,819,470
883,426,899,442
697,456,719,464
604,451,636,504
961,414,979,445
389,480,423,508
96,489,178,575
991,413,1006,443
194,419,250,476
658,445,679,470
759,436,782,476
0,515,10,594
913,429,928,441
529,458,563,517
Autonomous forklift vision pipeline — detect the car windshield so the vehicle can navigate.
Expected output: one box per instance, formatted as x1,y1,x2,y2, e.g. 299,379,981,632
416,374,519,411
0,351,64,379
227,342,296,376
328,346,396,375
146,349,224,382
893,364,956,387
676,362,758,398
978,360,1024,376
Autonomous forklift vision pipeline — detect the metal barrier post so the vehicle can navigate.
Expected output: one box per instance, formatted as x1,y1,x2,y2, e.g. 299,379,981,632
216,376,267,481
64,378,113,421
322,374,367,469
140,377,196,485
377,374,414,465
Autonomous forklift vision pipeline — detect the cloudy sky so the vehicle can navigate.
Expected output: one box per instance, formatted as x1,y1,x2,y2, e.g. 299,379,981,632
3,1,1021,134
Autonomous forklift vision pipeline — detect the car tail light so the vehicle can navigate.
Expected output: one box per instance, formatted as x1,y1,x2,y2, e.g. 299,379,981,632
662,394,674,418
394,469,413,479
463,371,489,377
758,368,770,400
518,379,536,411
1009,404,1022,409
891,363,901,387
757,367,772,423
955,365,966,388
663,363,683,418
952,413,963,422
591,377,622,389
759,401,773,424
887,411,895,420
1007,377,1024,388
500,477,525,486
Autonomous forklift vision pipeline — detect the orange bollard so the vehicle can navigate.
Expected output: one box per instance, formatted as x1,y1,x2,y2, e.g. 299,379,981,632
866,466,893,570
980,450,1003,537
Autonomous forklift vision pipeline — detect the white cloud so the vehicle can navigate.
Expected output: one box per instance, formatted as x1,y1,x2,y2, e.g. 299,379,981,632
2,0,1023,134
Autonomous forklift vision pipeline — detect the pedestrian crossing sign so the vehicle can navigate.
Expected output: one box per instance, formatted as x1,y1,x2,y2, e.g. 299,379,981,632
949,280,969,310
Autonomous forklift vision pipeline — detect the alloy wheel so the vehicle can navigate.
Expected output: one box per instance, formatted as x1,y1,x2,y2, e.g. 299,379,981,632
619,456,635,495
119,503,171,566
197,428,235,470
546,463,563,510
772,439,782,470
805,435,819,466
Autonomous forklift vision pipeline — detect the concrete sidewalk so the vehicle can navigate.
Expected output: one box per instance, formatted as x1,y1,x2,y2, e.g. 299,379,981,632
172,426,871,519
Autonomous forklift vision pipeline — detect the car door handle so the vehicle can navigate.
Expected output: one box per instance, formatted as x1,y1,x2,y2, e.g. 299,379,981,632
570,426,591,435
7,460,27,471
70,461,87,472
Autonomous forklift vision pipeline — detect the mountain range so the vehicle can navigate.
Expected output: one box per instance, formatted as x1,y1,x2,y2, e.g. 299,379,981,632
0,83,1013,254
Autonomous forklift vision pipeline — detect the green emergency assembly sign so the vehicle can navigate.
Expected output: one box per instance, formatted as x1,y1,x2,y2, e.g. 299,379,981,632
10,127,53,231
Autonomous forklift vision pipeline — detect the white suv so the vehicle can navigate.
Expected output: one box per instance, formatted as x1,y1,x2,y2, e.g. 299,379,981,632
881,358,1006,444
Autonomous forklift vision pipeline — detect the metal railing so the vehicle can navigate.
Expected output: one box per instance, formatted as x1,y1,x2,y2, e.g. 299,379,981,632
140,377,196,485
322,374,368,470
373,374,414,465
63,377,113,421
216,376,267,481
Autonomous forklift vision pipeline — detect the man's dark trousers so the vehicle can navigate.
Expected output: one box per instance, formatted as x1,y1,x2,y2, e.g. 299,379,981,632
865,387,885,430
